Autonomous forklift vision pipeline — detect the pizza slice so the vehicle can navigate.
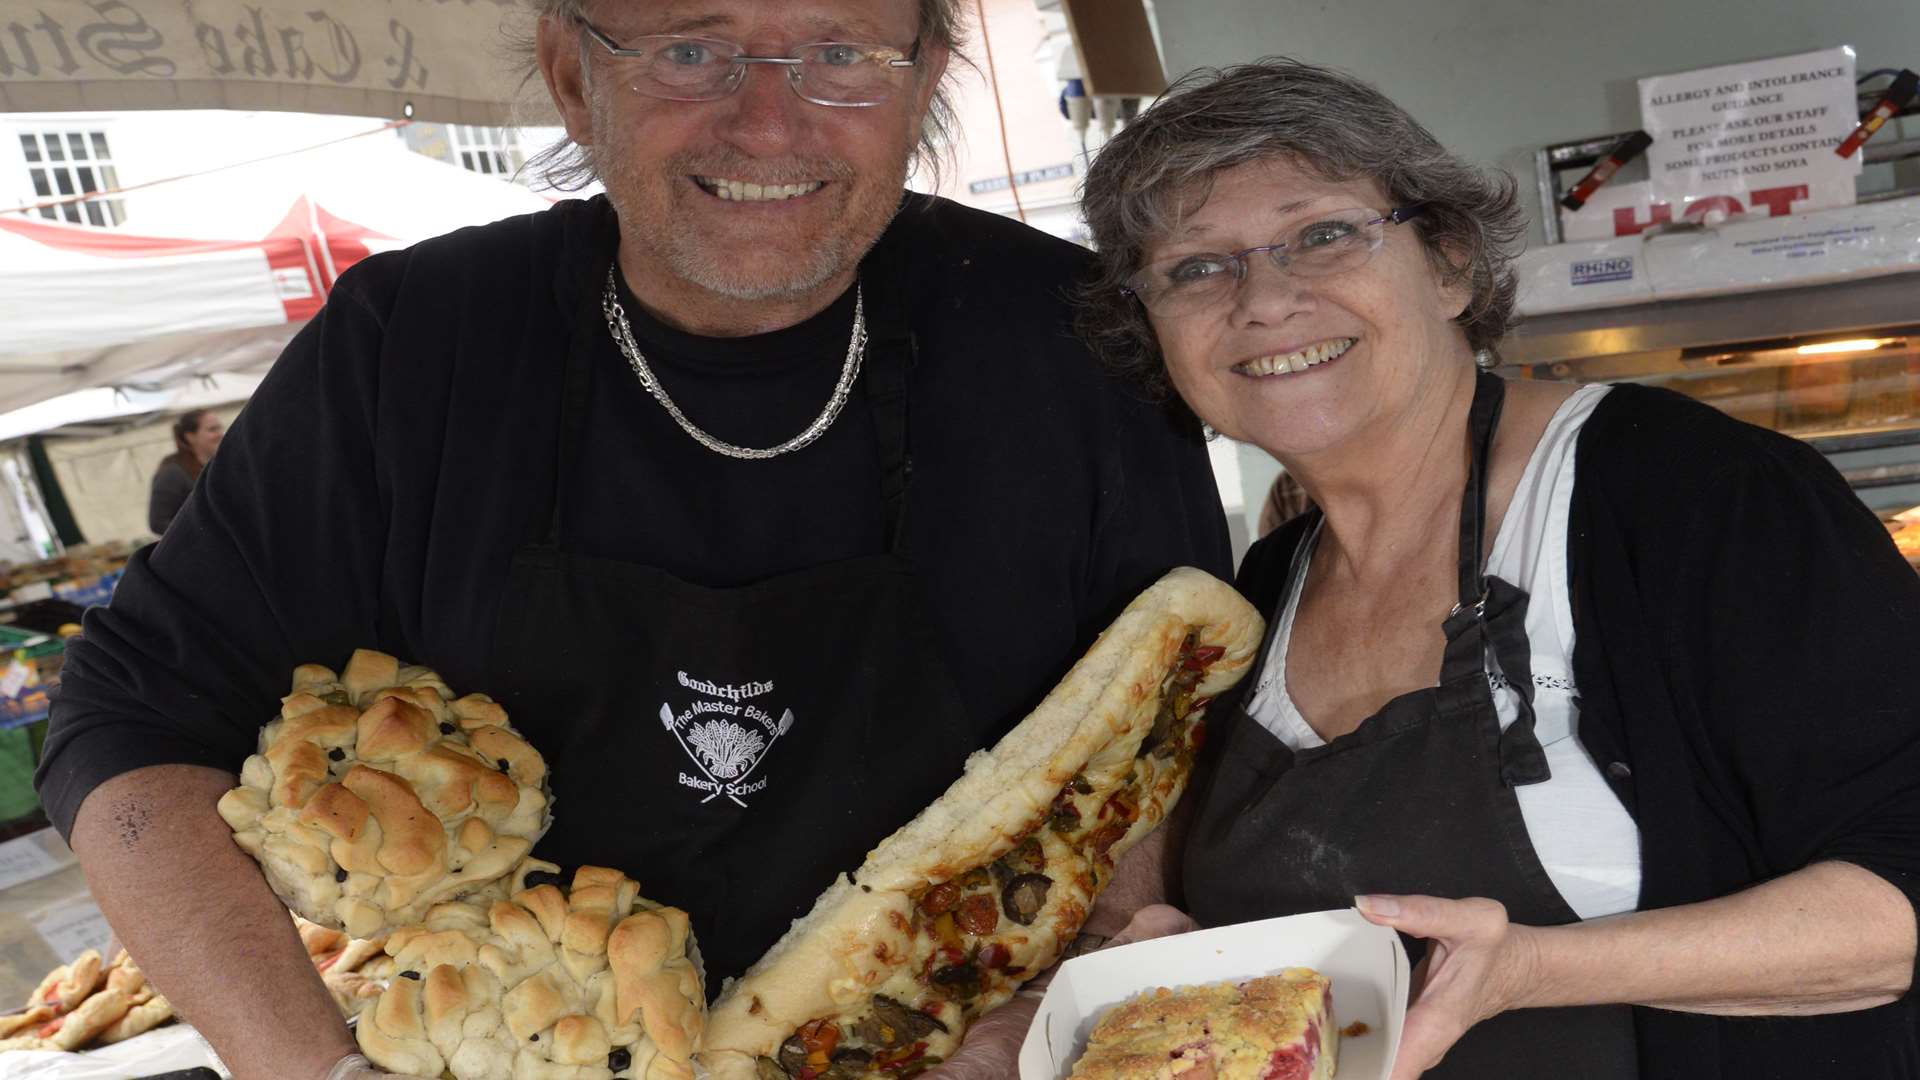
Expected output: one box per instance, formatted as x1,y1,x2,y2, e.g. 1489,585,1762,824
1069,970,1336,1080
701,568,1263,1080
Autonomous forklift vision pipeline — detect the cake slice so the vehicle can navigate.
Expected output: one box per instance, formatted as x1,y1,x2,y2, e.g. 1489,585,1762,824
1069,968,1336,1080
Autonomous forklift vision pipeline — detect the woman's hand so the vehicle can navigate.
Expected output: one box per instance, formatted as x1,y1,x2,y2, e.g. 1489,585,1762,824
1354,894,1542,1080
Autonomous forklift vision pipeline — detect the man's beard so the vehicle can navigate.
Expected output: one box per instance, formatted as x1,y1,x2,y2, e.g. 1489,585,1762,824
590,104,909,302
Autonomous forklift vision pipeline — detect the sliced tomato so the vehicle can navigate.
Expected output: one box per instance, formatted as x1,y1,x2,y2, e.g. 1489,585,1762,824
1184,645,1226,668
918,882,960,916
796,1018,840,1068
954,894,999,936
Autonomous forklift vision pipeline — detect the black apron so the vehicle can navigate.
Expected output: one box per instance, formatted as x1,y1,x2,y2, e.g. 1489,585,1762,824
484,235,978,989
1186,372,1638,1078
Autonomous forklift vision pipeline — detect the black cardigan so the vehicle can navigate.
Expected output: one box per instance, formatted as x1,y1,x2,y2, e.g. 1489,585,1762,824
1231,385,1920,1079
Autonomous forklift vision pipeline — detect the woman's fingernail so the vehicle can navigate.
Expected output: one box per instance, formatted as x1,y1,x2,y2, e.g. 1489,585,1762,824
1356,894,1401,917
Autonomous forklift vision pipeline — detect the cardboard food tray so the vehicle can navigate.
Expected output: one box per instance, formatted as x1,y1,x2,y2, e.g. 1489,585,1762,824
1019,908,1410,1079
0,1023,228,1078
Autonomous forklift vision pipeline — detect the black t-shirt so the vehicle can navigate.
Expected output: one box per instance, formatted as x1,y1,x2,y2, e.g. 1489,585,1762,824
37,193,1233,843
581,275,884,585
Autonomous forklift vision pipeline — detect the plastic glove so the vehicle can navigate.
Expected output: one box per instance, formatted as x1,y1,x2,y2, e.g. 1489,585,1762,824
323,1052,437,1080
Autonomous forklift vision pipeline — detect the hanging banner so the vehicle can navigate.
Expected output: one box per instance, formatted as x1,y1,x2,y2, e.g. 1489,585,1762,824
0,0,551,125
1638,46,1860,220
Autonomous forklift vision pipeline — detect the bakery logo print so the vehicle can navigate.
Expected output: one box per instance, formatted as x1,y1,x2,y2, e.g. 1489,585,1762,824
662,671,793,807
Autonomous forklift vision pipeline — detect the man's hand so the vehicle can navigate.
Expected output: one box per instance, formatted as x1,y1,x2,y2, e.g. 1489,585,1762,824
921,904,1203,1080
1107,903,1199,946
1354,894,1541,1080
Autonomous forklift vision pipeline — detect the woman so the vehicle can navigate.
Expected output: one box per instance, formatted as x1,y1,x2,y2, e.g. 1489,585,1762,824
148,409,223,533
1076,60,1920,1078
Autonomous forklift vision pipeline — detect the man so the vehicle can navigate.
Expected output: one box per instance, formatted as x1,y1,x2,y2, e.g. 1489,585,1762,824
34,0,1229,1076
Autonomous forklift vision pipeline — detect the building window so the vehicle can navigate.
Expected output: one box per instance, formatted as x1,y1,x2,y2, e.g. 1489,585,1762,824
19,130,125,227
450,125,523,178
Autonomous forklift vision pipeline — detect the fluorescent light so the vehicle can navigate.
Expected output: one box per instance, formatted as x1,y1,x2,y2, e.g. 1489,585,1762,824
1796,338,1898,355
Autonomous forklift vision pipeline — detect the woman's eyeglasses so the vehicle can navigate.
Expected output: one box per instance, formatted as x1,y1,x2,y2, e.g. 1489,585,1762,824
1124,206,1427,318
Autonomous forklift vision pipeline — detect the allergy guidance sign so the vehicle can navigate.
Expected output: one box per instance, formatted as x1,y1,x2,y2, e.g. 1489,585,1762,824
1639,46,1861,218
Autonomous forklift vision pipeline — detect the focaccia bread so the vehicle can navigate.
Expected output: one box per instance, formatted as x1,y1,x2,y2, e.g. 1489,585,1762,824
355,859,704,1080
702,568,1263,1080
218,649,552,937
1070,970,1336,1080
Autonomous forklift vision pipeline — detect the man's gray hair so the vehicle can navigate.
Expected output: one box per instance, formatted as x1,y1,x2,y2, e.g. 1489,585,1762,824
508,0,967,190
1078,58,1526,402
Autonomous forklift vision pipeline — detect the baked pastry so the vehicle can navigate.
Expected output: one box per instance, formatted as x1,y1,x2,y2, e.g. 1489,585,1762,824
294,912,396,1016
1070,970,1337,1080
0,948,174,1054
218,649,552,937
702,568,1263,1080
355,859,704,1080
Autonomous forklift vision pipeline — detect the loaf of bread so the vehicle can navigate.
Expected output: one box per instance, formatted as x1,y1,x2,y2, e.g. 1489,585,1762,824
355,859,704,1080
218,649,552,937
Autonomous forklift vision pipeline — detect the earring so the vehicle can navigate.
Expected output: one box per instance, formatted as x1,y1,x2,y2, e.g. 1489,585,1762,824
1474,347,1498,370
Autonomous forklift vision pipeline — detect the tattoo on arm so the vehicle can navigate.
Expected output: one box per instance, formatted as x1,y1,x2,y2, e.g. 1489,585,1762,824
110,798,154,851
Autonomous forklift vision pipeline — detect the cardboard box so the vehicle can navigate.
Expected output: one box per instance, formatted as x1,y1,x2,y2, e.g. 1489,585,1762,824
1020,908,1409,1079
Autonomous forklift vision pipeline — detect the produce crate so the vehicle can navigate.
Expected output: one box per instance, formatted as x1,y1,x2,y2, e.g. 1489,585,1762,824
0,625,62,662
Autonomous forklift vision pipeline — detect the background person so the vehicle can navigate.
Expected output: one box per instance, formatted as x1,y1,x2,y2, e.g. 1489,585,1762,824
1075,58,1920,1080
146,409,223,534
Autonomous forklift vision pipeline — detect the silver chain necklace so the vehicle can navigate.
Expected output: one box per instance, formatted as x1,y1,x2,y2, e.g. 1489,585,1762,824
600,267,866,461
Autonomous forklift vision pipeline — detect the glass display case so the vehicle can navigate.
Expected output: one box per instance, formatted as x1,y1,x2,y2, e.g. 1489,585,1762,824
1500,271,1920,567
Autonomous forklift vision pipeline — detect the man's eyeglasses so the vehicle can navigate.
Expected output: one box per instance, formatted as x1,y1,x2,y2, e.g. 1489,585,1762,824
579,20,919,108
1123,205,1427,318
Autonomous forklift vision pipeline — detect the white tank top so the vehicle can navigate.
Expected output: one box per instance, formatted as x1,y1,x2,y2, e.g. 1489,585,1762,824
1243,384,1641,920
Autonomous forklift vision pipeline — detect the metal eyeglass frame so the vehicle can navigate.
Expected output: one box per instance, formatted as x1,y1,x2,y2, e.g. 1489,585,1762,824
1121,204,1429,309
578,19,919,108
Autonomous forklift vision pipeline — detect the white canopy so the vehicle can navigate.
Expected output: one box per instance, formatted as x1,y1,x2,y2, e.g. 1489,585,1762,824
0,132,557,420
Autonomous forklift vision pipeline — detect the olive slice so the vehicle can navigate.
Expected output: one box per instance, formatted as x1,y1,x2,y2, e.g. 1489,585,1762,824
872,994,947,1038
522,869,569,893
1002,873,1052,926
777,1035,808,1074
756,1056,790,1080
931,962,983,999
830,1047,874,1067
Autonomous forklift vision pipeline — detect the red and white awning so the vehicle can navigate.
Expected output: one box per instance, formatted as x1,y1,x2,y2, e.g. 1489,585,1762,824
0,134,554,420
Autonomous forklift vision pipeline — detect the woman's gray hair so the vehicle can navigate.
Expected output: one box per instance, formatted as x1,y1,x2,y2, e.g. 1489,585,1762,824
1078,58,1526,401
507,0,967,190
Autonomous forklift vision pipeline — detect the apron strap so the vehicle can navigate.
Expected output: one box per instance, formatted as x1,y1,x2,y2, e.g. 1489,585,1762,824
546,245,616,548
1441,370,1551,787
855,213,917,555
1454,368,1505,611
1485,575,1551,786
